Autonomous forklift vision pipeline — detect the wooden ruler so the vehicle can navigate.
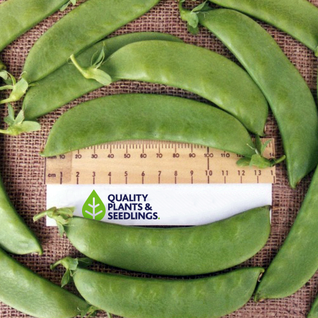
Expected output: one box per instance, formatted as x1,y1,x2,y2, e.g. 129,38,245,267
45,140,276,185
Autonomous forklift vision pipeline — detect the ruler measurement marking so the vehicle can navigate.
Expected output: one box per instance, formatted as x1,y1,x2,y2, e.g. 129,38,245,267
46,140,276,185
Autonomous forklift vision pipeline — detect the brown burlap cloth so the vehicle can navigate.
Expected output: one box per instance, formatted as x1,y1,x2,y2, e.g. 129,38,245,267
0,0,317,317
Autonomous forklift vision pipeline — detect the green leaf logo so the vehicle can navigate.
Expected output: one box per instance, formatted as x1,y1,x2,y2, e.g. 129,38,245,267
82,190,106,220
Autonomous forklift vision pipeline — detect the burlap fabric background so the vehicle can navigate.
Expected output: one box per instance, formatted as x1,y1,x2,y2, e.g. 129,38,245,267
0,0,317,317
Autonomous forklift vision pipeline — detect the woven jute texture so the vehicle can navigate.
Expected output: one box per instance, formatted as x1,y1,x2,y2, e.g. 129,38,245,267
0,0,318,317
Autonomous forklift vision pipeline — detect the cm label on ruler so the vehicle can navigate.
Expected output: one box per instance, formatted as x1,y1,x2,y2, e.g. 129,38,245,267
45,140,276,185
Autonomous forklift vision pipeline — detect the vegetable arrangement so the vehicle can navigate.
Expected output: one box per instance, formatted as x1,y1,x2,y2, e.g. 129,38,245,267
0,0,318,317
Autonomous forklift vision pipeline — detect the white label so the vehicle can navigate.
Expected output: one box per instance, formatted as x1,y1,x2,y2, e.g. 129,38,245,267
46,183,272,226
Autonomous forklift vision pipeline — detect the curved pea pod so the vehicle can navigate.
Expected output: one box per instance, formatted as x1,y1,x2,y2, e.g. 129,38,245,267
102,40,268,135
0,173,42,255
309,296,318,318
41,94,257,159
23,32,182,120
208,0,318,54
197,9,318,188
255,167,318,301
0,0,78,52
22,0,160,84
54,257,264,318
0,248,95,318
35,206,270,276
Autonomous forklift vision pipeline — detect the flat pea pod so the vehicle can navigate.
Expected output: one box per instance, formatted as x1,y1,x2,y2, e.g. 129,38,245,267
41,94,256,158
55,258,264,318
197,10,318,188
0,0,77,52
22,0,160,84
23,32,182,120
255,167,318,301
0,248,94,317
0,173,42,255
35,206,270,276
208,0,318,54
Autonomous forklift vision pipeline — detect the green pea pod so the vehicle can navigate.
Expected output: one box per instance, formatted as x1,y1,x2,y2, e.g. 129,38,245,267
35,206,270,276
196,9,318,188
53,257,264,318
208,0,318,54
0,173,42,255
41,94,259,160
0,0,79,52
24,40,268,136
22,0,160,84
0,60,5,71
255,167,318,301
0,248,95,318
22,32,182,120
95,40,268,135
309,295,318,317
0,60,6,84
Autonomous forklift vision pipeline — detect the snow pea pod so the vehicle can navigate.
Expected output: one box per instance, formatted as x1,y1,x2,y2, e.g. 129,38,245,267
24,40,268,135
255,167,318,301
0,173,42,255
309,297,318,318
23,32,182,120
35,206,270,276
41,94,256,158
208,0,318,54
54,257,264,318
197,9,318,188
22,0,160,84
0,0,78,52
0,248,94,318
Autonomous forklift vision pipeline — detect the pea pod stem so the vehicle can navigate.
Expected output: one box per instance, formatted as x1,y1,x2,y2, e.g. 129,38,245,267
69,53,112,85
183,7,318,188
0,248,96,318
35,206,270,276
53,257,264,318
